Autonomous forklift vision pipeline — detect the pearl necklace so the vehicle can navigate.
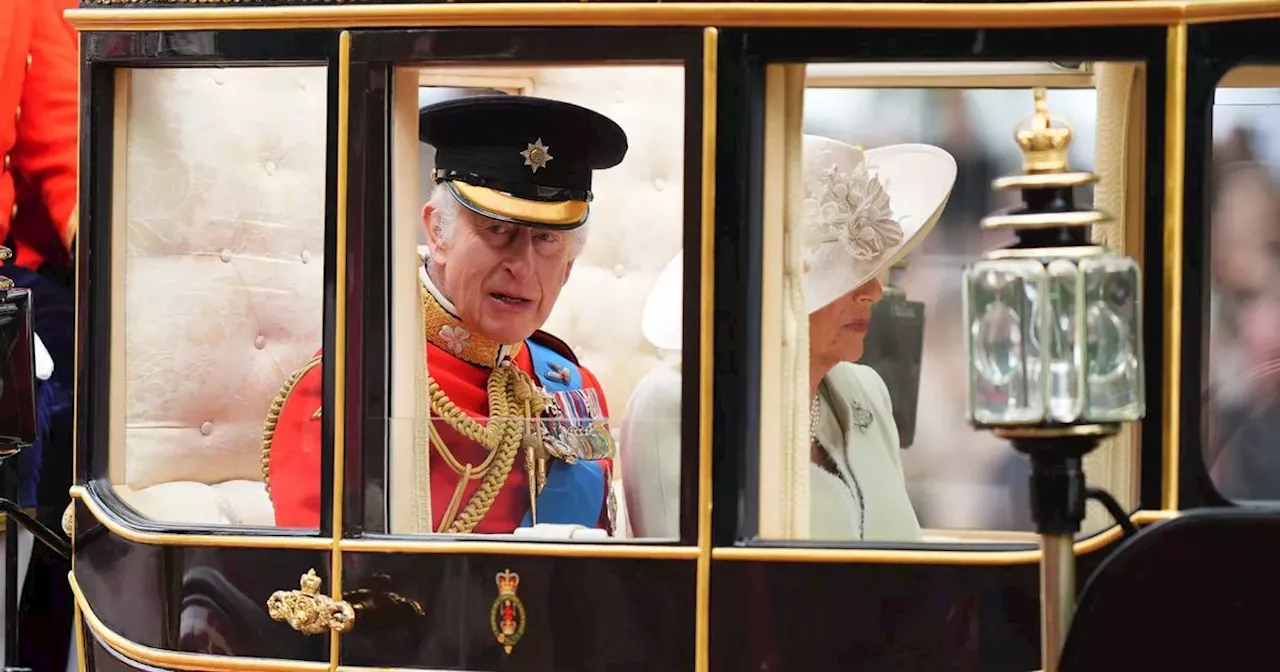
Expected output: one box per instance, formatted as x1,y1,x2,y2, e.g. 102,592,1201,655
810,393,866,539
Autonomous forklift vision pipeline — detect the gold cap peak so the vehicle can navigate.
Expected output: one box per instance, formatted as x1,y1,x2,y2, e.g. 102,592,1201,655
1014,88,1073,174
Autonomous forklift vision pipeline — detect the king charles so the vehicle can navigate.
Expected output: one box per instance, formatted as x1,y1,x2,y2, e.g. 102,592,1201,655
265,95,627,535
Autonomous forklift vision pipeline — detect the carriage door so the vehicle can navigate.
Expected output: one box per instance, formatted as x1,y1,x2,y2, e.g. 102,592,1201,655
706,26,1168,671
330,26,712,671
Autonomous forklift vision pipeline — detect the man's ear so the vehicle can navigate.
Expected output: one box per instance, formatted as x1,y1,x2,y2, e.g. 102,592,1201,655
421,202,448,265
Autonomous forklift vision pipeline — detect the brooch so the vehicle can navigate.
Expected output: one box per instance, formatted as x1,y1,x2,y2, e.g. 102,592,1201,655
850,399,874,432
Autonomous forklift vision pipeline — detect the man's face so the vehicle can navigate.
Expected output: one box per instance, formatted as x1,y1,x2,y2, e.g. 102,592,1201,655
424,202,576,344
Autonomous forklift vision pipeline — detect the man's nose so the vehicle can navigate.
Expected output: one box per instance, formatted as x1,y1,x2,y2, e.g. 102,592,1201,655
502,231,537,277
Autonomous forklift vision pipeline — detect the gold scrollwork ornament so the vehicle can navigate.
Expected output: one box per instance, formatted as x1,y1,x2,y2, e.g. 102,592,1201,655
267,569,356,635
490,569,527,655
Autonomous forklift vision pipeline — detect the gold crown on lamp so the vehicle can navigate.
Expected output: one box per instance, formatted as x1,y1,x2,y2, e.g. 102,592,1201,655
1013,88,1074,174
495,569,520,595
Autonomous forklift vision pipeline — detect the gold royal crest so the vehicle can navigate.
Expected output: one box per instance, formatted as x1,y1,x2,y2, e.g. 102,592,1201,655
490,568,528,654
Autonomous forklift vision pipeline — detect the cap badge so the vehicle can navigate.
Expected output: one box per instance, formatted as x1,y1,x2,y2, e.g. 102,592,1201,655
520,138,553,173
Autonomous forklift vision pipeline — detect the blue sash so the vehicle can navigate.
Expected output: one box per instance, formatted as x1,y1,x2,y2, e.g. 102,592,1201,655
519,339,607,529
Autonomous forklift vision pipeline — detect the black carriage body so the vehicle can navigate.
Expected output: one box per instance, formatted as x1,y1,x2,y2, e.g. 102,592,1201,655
55,2,1280,672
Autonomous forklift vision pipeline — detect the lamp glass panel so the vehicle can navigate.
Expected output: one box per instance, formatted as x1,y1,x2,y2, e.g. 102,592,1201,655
1080,254,1145,422
1044,259,1085,424
965,259,1047,425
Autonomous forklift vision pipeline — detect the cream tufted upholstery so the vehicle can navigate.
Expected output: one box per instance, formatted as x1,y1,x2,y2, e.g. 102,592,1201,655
114,66,328,527
532,66,687,431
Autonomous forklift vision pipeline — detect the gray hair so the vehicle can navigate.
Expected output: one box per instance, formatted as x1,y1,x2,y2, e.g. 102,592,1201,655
426,187,590,260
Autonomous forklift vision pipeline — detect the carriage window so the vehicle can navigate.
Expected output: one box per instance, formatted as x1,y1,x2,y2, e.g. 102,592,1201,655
752,62,1146,545
114,66,328,531
342,63,689,541
1203,67,1280,503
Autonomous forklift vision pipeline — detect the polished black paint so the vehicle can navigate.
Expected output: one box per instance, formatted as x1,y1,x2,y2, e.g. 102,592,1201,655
712,542,1121,672
88,634,178,672
341,553,695,670
72,496,331,662
1061,510,1280,671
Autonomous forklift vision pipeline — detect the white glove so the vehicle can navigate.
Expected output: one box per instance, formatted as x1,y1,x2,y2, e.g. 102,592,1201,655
34,333,53,381
512,523,609,540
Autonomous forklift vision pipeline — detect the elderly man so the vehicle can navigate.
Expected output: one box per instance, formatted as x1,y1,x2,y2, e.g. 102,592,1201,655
266,95,627,536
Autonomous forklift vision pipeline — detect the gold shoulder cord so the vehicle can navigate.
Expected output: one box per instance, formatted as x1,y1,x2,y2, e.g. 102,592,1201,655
260,355,324,500
257,294,548,533
426,365,547,533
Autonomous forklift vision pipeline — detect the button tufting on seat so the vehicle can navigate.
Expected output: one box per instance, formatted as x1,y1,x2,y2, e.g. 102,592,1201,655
220,249,232,263
301,250,312,264
254,335,266,350
613,264,626,279
200,421,213,436
653,177,667,192
265,161,276,176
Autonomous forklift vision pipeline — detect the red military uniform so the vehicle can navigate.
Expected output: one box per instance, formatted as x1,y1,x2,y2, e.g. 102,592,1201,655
1,0,79,270
266,285,614,533
265,94,629,533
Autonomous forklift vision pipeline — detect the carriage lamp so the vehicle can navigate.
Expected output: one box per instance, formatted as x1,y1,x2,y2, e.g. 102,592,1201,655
962,89,1146,672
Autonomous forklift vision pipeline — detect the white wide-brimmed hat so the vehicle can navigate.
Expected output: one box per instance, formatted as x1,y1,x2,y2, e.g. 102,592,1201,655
641,136,957,351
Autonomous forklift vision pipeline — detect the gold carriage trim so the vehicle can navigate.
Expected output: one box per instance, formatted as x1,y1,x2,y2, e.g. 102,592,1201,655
260,355,323,498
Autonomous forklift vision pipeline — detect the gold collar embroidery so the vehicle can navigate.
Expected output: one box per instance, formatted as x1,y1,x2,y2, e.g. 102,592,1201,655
420,269,523,368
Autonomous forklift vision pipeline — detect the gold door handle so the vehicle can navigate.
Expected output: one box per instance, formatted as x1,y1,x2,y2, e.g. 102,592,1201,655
267,569,356,635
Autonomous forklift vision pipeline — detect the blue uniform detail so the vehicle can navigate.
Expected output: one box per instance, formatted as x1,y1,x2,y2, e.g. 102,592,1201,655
525,338,582,393
519,338,607,528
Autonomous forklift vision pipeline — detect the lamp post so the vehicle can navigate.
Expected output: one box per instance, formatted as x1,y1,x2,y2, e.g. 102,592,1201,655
962,89,1147,672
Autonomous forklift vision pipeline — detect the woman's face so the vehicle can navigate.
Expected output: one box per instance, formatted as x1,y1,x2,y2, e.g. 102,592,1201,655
1213,170,1280,296
809,277,885,367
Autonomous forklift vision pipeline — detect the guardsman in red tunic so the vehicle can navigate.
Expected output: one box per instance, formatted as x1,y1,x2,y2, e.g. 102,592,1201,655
2,0,79,269
265,95,627,535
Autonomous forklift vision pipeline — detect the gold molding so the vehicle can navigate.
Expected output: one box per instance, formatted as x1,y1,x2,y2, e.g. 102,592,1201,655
70,571,330,671
713,509,1179,564
806,74,1097,89
330,29,352,672
1162,23,1187,511
695,26,718,672
70,485,333,549
64,1,1195,32
1183,0,1280,23
340,538,699,558
75,603,87,672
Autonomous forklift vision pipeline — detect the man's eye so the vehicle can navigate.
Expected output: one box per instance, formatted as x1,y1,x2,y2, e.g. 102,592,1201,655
536,232,559,243
487,225,509,235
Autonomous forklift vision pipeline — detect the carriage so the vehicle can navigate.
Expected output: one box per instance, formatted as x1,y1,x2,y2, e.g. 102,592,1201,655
2,0,1277,670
